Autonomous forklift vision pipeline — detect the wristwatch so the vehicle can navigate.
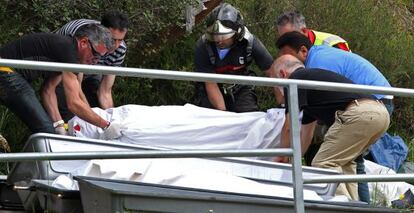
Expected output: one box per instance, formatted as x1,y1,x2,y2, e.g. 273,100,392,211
53,120,64,128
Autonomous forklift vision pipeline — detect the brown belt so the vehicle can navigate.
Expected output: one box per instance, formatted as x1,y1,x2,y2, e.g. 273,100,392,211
345,98,381,111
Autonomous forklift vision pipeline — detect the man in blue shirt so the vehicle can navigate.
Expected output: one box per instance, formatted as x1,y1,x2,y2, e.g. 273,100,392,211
271,54,390,201
275,31,393,113
275,31,394,203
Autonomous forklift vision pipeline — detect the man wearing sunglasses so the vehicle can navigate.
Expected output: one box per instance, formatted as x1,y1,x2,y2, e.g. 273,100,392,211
0,24,122,140
193,3,273,112
55,10,129,122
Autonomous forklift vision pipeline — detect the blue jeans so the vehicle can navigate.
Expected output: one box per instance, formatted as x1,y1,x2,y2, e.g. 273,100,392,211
0,72,54,134
356,155,370,203
380,98,394,116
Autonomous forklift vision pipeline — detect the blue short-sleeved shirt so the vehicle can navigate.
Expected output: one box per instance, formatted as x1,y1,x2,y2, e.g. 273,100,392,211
305,45,391,99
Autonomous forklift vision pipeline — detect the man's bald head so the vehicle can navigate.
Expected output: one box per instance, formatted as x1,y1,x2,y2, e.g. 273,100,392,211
271,54,305,79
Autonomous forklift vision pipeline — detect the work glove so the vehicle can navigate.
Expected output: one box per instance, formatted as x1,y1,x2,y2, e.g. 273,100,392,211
55,126,68,135
102,122,123,140
53,120,68,135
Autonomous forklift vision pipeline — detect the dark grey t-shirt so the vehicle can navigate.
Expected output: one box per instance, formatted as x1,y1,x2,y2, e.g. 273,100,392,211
0,33,78,82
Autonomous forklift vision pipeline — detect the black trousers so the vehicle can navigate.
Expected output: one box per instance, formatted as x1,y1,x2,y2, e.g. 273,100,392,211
193,83,258,113
0,72,54,134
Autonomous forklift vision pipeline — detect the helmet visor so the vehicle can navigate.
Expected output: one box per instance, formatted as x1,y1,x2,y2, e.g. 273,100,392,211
205,20,236,42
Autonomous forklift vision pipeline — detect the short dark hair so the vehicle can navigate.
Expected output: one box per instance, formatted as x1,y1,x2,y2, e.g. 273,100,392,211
101,11,129,30
275,31,312,52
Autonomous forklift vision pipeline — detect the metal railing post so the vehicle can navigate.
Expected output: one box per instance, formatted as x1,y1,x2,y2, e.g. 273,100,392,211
287,84,305,213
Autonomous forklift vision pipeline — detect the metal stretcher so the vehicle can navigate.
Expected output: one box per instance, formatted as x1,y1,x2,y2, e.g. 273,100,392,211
5,134,397,212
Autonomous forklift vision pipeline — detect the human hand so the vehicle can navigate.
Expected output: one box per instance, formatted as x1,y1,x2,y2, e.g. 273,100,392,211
55,126,68,135
273,156,290,163
103,122,123,140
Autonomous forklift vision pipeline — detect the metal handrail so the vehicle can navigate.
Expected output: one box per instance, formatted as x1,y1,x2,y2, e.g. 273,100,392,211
1,59,414,213
0,59,413,97
0,149,293,162
304,174,414,183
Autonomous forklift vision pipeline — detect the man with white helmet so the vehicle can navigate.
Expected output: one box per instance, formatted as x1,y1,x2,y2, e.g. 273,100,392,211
193,3,273,112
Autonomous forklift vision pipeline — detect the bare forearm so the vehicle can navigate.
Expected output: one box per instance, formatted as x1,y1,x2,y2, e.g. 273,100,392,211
63,72,108,129
273,117,291,163
67,95,107,128
280,118,291,148
74,73,90,106
79,89,90,107
208,93,226,111
205,82,226,111
41,74,63,122
273,87,285,105
98,75,115,109
98,91,113,109
41,88,62,122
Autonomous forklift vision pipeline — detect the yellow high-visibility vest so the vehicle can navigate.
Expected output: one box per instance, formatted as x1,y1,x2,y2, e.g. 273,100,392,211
312,30,350,50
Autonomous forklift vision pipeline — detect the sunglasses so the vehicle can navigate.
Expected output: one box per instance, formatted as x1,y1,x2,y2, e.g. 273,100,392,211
88,40,106,59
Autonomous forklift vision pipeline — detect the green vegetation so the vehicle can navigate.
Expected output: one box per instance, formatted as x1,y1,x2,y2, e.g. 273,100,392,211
0,1,413,161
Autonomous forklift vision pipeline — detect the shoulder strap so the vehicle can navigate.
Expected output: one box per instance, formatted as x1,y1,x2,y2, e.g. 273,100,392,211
201,30,254,66
242,28,254,64
201,35,216,65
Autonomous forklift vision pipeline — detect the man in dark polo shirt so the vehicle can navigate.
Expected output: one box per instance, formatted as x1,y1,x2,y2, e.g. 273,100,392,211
0,24,123,140
271,54,389,201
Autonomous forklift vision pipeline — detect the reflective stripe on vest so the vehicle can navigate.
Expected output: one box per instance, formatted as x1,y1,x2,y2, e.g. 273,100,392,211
215,64,246,73
312,30,350,50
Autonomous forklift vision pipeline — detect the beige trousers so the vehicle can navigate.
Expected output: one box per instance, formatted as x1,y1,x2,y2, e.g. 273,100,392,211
311,99,390,200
